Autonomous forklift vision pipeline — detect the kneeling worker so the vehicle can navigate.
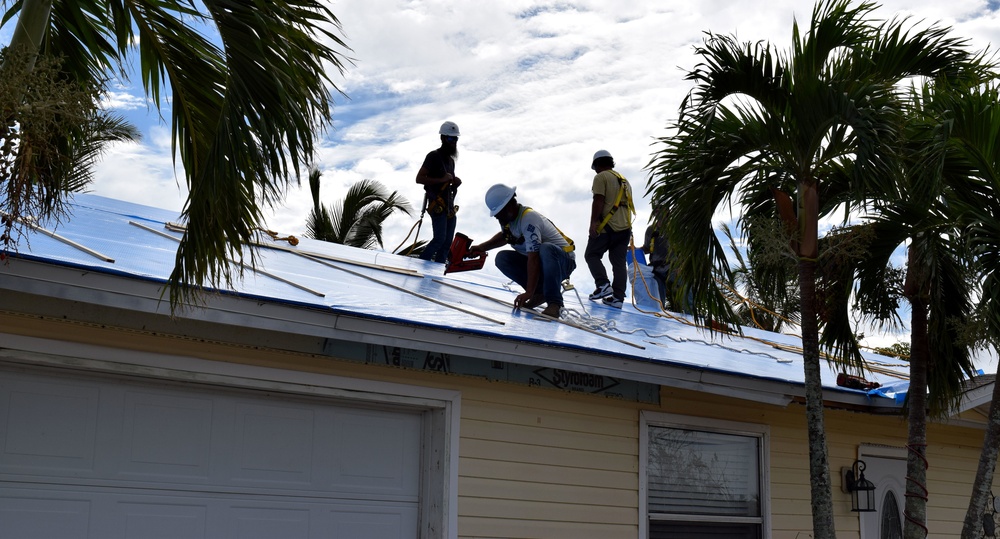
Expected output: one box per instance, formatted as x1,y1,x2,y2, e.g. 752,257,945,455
471,184,576,318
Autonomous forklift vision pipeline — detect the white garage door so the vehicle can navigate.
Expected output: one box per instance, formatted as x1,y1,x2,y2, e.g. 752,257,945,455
0,367,422,539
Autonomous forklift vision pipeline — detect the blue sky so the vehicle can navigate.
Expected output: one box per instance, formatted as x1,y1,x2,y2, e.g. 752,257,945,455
4,0,1000,350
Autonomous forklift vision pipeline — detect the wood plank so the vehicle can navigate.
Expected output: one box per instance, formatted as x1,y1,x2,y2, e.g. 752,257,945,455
461,417,636,455
461,385,641,419
459,496,634,525
459,516,634,539
458,457,637,490
460,438,635,473
459,476,636,507
462,400,637,438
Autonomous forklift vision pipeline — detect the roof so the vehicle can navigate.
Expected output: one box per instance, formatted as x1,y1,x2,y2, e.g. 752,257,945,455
0,194,923,410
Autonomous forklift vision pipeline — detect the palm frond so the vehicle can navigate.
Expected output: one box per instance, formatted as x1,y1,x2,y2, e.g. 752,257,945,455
1,47,139,249
1,0,352,305
304,176,413,250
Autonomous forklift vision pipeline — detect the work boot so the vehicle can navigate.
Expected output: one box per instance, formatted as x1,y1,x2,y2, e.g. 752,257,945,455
541,304,562,318
523,294,545,309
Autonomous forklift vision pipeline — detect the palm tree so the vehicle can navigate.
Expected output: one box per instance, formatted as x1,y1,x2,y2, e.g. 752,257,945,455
857,80,999,538
720,222,801,333
926,81,1000,539
1,46,139,247
646,2,975,536
1,0,351,305
306,167,414,250
856,212,978,538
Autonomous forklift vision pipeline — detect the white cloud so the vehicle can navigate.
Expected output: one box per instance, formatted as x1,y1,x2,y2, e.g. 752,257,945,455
101,89,148,111
39,0,997,344
89,136,187,214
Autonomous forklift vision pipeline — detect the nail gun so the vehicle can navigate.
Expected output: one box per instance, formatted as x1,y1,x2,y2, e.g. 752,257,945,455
445,232,487,274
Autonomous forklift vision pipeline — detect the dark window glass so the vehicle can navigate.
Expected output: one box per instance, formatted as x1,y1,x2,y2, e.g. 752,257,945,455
880,490,903,539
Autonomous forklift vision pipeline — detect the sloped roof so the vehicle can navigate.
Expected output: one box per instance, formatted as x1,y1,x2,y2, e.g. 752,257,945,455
1,194,916,409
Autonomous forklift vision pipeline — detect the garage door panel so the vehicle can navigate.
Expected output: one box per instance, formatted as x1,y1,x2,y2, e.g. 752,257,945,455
0,494,92,539
118,500,208,539
330,409,421,494
328,503,419,539
229,506,311,539
232,402,316,487
120,390,215,479
0,368,424,538
0,378,99,473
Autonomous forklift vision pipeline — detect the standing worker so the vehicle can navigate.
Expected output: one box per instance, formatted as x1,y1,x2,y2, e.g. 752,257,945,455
641,209,691,313
471,184,576,318
416,121,462,263
585,149,634,309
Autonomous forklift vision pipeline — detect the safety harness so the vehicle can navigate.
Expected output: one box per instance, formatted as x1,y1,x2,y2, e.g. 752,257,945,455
596,171,635,234
422,151,458,217
424,181,458,217
503,206,575,253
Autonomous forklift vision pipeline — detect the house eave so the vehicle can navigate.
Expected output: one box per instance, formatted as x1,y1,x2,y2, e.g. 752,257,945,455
0,258,898,411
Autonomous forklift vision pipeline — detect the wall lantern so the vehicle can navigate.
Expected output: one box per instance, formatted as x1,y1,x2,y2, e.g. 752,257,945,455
844,459,877,512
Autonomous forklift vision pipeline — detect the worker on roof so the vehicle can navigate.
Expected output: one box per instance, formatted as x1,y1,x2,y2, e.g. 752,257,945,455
585,149,635,309
416,121,463,264
470,184,576,318
641,207,692,314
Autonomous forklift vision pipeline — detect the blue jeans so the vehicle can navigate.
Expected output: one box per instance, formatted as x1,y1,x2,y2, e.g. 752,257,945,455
495,244,576,306
420,211,456,263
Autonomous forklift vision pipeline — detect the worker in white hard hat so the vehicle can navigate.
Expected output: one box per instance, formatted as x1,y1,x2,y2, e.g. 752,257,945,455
585,149,635,309
470,184,576,318
415,121,463,263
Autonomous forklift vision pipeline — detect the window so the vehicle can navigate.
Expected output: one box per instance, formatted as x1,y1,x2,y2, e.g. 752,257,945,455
641,412,769,539
880,491,902,539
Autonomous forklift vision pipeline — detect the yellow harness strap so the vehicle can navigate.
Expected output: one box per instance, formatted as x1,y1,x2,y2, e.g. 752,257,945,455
596,171,635,234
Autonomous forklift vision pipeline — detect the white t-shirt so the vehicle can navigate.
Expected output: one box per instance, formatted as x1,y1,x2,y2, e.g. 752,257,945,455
506,206,574,256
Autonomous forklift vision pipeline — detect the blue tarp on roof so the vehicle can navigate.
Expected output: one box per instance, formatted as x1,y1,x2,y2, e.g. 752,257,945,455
3,193,910,399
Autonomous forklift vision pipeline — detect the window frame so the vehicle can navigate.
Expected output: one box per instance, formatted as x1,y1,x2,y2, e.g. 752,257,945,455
639,410,771,539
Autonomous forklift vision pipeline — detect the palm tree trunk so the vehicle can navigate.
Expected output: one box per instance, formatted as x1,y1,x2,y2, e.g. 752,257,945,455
3,0,51,74
799,257,837,539
960,374,1000,538
904,298,929,539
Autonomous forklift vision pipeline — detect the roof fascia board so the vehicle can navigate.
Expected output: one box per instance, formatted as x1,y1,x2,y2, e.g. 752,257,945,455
956,382,996,413
329,315,795,407
2,259,884,409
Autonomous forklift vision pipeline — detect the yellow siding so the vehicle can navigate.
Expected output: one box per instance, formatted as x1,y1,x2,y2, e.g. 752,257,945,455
2,311,999,539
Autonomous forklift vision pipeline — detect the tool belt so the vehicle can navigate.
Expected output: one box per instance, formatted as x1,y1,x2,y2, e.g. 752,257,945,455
427,194,457,217
425,183,457,217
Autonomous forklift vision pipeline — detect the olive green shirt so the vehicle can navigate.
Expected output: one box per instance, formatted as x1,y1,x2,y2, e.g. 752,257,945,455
592,169,633,232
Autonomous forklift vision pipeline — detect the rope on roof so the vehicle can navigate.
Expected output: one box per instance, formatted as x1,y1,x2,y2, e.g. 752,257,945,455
625,247,908,379
433,279,642,348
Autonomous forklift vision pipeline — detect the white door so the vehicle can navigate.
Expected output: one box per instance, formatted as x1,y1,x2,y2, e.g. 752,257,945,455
0,367,423,539
860,454,906,539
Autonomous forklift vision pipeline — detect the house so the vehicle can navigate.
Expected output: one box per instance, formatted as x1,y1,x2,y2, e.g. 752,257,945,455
0,194,996,538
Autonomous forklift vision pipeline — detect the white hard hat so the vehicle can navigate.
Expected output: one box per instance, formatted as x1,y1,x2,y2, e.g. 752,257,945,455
591,149,613,170
485,183,516,217
439,121,461,137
